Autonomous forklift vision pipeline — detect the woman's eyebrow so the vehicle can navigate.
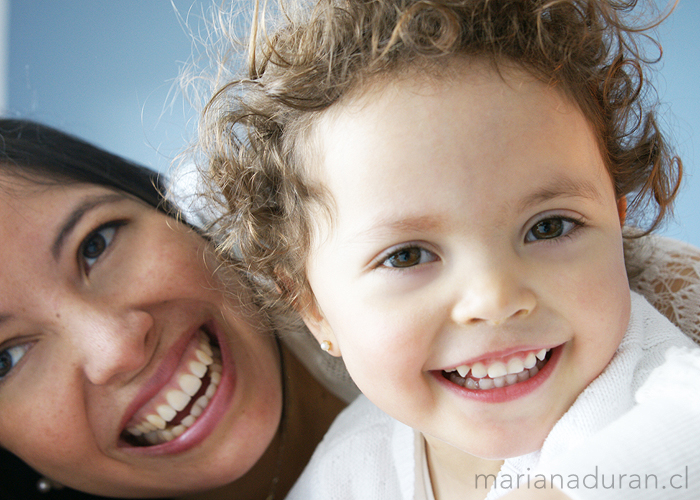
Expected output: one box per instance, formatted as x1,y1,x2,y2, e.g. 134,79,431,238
0,314,11,329
51,193,127,261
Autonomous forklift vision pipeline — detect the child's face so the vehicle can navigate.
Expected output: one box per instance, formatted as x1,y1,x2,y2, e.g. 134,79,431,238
302,60,630,459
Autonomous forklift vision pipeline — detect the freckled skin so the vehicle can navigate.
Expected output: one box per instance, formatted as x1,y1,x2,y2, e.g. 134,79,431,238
0,181,282,497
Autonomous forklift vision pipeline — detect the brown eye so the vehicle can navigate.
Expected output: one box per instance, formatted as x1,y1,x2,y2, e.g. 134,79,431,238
82,231,109,259
531,219,564,239
382,247,437,268
0,344,31,380
525,217,581,243
79,222,122,271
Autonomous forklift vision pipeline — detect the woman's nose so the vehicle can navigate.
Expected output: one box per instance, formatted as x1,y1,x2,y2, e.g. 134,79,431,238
450,256,536,326
69,307,154,385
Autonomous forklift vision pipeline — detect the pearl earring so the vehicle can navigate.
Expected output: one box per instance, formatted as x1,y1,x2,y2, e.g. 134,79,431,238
37,477,63,493
320,340,332,352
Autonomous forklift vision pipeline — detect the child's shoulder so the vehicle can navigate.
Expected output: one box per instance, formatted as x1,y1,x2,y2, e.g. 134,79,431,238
286,395,416,500
316,394,406,453
626,290,697,353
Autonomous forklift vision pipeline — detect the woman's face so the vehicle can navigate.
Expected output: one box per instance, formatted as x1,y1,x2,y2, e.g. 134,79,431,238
0,177,283,497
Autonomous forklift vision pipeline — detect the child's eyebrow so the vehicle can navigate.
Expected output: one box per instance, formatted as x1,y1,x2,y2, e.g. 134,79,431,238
351,177,605,242
354,215,448,241
515,176,606,213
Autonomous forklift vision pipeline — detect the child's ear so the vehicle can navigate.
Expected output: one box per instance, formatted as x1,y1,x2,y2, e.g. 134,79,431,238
299,297,341,357
617,196,627,226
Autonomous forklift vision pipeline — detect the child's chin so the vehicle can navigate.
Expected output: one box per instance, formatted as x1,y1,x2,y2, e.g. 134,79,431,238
451,427,551,460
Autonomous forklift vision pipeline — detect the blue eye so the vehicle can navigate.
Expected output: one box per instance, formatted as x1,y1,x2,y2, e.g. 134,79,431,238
525,216,582,243
0,343,31,381
80,223,121,271
381,246,437,269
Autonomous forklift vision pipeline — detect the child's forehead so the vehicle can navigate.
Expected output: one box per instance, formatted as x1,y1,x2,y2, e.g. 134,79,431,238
312,61,607,192
318,57,575,136
328,56,565,113
309,56,598,175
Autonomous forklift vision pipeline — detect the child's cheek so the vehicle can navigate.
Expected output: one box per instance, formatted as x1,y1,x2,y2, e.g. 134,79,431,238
339,310,427,394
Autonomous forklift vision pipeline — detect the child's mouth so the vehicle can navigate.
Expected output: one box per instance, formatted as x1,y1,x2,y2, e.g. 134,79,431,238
441,348,552,390
121,329,223,447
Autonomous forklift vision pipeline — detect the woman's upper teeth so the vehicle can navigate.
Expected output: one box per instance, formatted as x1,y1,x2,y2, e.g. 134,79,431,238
447,348,549,379
124,331,222,444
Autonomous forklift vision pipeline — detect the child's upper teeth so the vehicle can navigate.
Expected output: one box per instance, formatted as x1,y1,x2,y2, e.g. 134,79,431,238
523,352,537,370
487,361,508,378
471,362,488,378
446,348,550,379
506,357,524,375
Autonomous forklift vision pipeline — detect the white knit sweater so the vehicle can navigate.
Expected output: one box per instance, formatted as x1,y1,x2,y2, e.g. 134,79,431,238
286,292,700,500
488,292,699,500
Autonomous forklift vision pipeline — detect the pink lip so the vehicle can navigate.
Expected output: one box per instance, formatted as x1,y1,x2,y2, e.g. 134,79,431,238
118,320,237,455
433,343,563,403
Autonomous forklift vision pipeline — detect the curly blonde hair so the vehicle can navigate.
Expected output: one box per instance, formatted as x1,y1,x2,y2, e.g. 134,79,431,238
195,0,682,315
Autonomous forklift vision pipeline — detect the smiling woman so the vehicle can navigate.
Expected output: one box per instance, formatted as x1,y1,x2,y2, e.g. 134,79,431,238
0,119,347,500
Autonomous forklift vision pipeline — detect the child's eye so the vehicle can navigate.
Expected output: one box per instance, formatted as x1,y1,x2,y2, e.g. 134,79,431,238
380,246,437,269
0,343,32,381
79,222,123,272
525,216,582,243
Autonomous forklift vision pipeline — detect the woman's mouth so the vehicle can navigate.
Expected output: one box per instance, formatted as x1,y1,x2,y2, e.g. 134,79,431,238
122,329,223,446
442,348,552,390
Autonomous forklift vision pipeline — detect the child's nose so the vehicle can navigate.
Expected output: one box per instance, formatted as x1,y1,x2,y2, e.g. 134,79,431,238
450,256,536,326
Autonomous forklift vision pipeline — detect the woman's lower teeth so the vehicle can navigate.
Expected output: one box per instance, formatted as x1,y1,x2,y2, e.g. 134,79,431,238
124,333,223,446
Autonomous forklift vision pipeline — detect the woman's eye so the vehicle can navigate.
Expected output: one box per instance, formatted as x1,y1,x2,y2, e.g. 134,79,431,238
381,246,437,269
525,217,581,242
0,344,31,381
80,223,121,271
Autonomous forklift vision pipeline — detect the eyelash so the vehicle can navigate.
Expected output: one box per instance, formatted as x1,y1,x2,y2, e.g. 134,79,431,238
524,215,585,243
79,221,125,273
376,244,438,270
0,342,33,382
372,215,583,270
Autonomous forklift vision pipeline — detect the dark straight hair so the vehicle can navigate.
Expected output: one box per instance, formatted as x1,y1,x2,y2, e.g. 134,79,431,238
0,118,174,214
0,118,171,500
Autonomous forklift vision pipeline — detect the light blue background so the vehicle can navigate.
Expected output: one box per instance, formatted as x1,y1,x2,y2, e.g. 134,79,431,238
5,1,700,246
650,0,700,246
6,1,203,172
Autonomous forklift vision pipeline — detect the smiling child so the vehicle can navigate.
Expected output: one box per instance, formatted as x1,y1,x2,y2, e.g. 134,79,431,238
198,1,700,499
